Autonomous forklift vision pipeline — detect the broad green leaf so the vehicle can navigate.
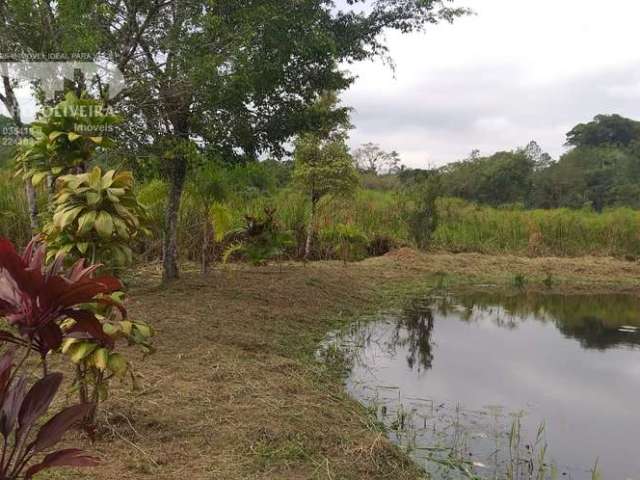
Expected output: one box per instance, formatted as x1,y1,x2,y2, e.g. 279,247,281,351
107,353,128,378
48,131,65,141
86,191,101,206
68,132,82,142
101,170,115,189
61,338,79,354
93,348,109,371
59,206,84,229
102,323,119,337
31,171,48,186
120,321,133,335
89,136,103,145
77,210,97,235
113,218,130,240
67,342,98,364
88,167,102,188
95,211,114,238
134,323,153,338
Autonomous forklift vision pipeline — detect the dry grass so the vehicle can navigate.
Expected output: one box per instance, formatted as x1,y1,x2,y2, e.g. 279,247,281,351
47,251,640,480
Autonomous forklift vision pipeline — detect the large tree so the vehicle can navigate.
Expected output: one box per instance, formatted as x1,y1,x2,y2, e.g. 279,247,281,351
0,0,468,280
353,142,401,174
566,114,640,149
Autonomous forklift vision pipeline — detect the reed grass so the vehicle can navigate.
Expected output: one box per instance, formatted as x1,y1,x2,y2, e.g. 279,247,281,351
433,197,640,257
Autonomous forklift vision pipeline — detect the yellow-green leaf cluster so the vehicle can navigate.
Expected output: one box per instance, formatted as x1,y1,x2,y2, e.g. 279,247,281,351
14,92,121,185
44,166,148,267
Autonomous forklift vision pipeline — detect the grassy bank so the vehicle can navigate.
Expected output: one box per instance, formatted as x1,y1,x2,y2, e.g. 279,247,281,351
49,251,640,480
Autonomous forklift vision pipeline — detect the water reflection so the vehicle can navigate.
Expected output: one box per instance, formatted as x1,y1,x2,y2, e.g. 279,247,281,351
328,291,640,480
391,299,435,371
391,293,640,373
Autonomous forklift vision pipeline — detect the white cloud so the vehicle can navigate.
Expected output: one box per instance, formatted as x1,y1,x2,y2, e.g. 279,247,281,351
344,0,640,167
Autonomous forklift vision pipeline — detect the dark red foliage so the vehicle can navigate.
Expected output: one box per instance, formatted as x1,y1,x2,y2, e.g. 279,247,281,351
0,237,125,356
0,351,98,479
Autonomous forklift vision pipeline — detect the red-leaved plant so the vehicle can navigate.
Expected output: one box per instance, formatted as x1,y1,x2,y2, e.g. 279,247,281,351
0,350,98,479
0,237,123,372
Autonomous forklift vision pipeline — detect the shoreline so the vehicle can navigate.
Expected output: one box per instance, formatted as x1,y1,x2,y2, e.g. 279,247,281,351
71,251,639,479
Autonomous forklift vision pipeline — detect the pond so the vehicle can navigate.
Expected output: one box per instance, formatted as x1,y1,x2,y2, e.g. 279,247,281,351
323,291,640,480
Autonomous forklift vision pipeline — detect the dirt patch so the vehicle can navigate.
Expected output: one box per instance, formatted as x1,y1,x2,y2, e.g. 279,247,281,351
54,251,640,479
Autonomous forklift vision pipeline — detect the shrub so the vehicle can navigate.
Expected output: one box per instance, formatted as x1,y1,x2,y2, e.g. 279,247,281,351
319,223,369,263
223,208,294,265
0,351,99,479
0,236,153,425
0,237,123,368
403,177,440,250
44,167,148,269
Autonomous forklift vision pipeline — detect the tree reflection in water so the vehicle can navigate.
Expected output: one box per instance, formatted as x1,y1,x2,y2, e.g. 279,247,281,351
391,299,435,371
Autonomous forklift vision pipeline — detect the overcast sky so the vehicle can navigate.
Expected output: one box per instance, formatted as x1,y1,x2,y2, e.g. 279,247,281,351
344,0,640,167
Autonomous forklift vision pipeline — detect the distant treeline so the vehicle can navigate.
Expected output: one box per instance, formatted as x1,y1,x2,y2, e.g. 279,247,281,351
400,114,640,212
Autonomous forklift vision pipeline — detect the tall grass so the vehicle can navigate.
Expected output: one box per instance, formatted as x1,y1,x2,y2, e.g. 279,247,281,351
434,197,640,257
5,170,640,259
0,171,32,247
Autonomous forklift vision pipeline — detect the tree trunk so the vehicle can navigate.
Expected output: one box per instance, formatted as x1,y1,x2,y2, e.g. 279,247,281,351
201,213,210,275
25,181,38,231
304,198,317,260
162,154,187,282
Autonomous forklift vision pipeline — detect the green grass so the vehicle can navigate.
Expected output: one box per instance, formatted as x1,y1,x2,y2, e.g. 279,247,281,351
434,197,640,257
0,170,33,247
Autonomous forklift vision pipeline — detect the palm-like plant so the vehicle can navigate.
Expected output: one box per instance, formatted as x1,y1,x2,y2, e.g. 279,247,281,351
44,167,148,268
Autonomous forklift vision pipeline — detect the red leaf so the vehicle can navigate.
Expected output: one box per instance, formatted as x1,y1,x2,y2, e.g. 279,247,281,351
0,351,14,399
63,312,115,348
34,403,94,452
92,276,123,291
32,323,64,356
24,448,99,479
0,238,41,297
0,376,27,438
17,373,62,437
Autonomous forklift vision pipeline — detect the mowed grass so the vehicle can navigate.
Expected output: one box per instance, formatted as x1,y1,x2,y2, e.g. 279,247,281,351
40,250,640,480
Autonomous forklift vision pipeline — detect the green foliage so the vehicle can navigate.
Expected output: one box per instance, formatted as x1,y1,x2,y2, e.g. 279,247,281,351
566,114,640,148
61,293,154,408
433,197,640,257
0,170,31,247
223,208,294,266
44,166,148,268
15,93,121,186
210,202,234,242
320,223,369,263
439,150,535,207
293,134,359,203
403,176,440,250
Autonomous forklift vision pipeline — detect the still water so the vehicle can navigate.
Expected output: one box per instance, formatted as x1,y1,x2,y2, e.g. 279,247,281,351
324,292,640,479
